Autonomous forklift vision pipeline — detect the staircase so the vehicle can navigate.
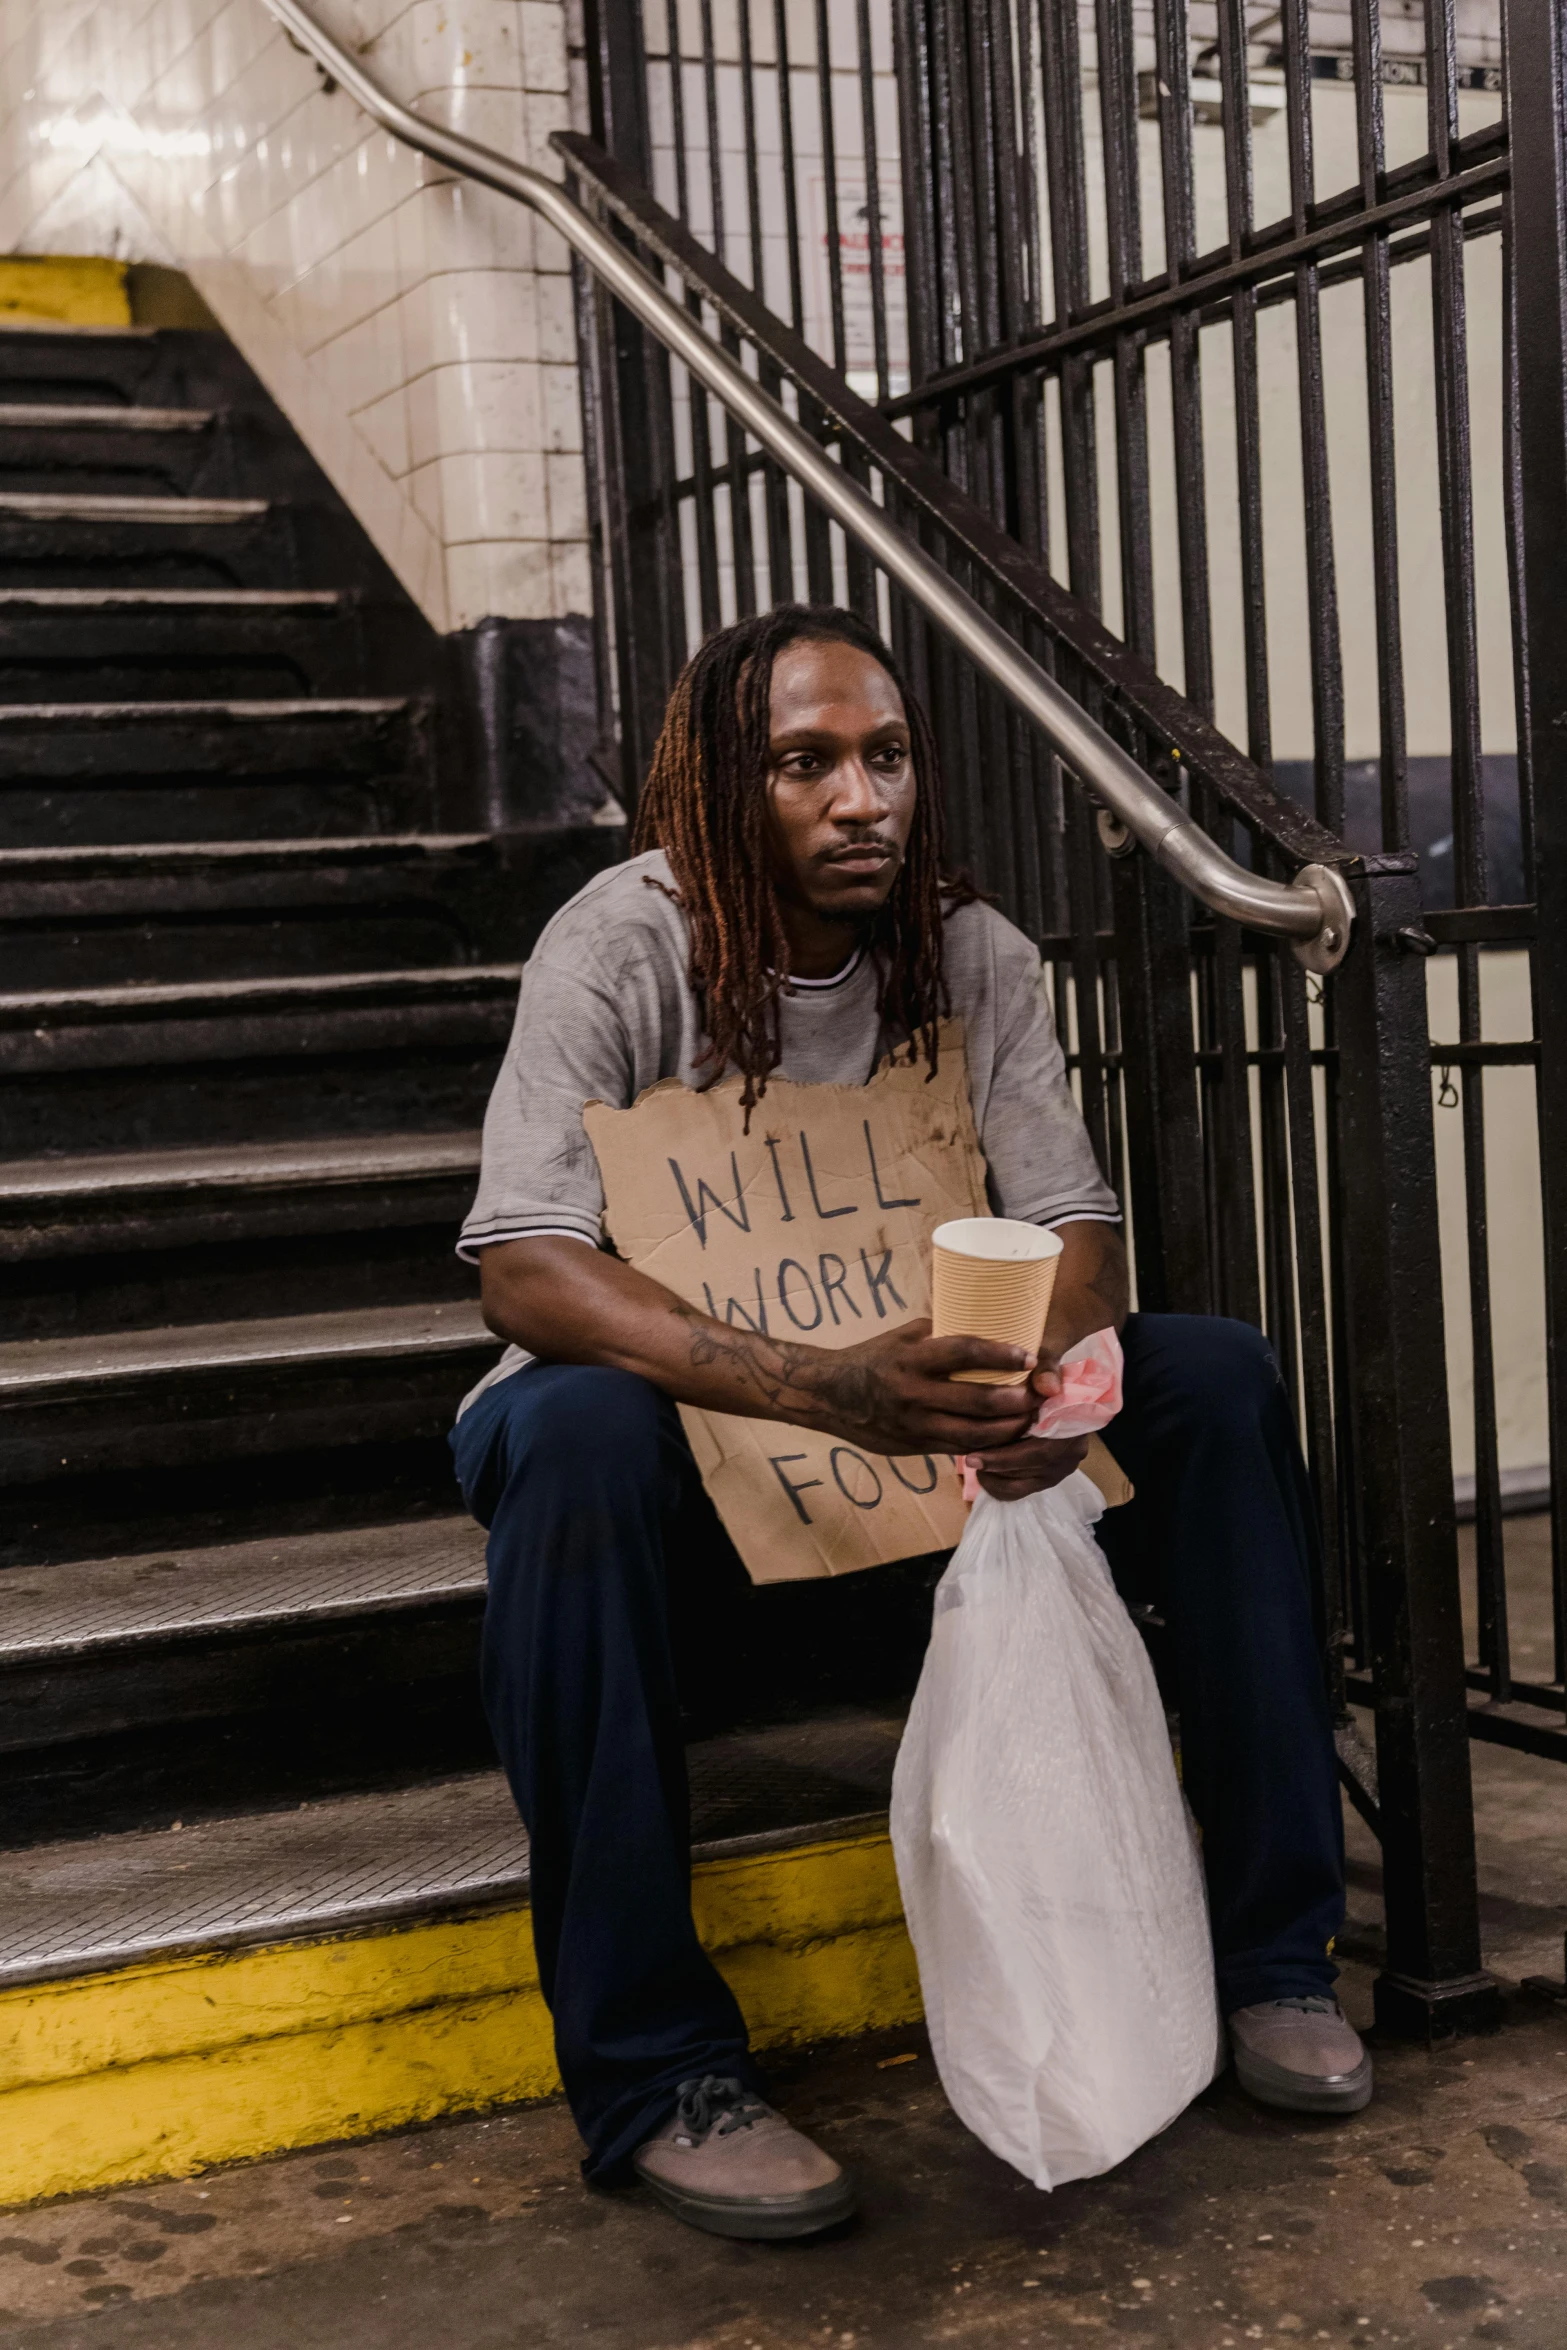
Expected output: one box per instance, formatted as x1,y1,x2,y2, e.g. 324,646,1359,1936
0,318,927,2204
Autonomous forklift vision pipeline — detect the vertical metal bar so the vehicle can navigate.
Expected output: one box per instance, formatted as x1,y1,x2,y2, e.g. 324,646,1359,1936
772,0,833,600
1502,0,1567,1694
854,0,891,402
1457,958,1511,1698
700,0,757,617
1096,0,1156,664
893,0,941,390
1278,0,1346,833
1349,0,1409,851
738,0,794,606
1111,842,1211,1315
1201,789,1263,1329
812,0,872,642
1334,860,1497,2038
1214,0,1272,770
579,0,686,794
1010,0,1050,568
1065,782,1111,1177
1255,941,1301,1395
1425,0,1507,1688
1037,0,1100,608
1500,191,1537,907
666,3,723,633
1153,0,1214,720
814,0,849,372
1280,949,1342,1667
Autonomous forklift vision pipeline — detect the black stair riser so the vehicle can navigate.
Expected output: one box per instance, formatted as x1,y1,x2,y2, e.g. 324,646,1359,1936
2,1173,477,1266
2,912,493,991
0,778,438,849
0,1049,504,1157
0,511,300,592
0,703,429,782
0,1605,481,1756
0,1344,500,1484
0,421,231,499
0,985,517,1071
0,609,368,701
0,341,182,409
8,1225,478,1341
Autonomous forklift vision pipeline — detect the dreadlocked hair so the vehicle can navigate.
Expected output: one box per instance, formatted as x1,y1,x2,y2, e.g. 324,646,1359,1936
632,603,975,1119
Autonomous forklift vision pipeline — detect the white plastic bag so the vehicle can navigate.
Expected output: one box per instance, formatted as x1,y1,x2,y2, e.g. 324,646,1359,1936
890,1469,1222,2189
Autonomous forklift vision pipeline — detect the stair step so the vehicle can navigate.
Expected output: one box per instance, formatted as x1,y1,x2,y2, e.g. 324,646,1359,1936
0,1298,494,1400
0,1775,523,1988
3,1132,483,1340
0,1300,501,1484
0,834,506,988
0,586,335,606
0,698,438,847
0,962,522,1071
0,1710,903,1987
0,404,214,431
1,1132,481,1227
0,694,421,773
0,491,263,523
0,962,517,1156
0,1516,485,1666
0,509,291,587
0,1515,488,1752
0,832,486,882
0,589,413,703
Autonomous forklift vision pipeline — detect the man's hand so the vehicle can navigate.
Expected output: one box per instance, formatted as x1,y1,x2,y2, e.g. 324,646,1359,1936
968,1428,1090,1502
714,1315,1040,1457
480,1240,1039,1453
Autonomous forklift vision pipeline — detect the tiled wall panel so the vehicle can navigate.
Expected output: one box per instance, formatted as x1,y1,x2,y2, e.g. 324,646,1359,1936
0,0,587,631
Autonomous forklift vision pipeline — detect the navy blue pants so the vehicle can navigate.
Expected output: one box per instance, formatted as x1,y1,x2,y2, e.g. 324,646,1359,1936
450,1312,1344,2178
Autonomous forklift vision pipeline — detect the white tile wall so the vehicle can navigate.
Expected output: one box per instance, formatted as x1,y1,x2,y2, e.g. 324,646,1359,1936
0,0,590,631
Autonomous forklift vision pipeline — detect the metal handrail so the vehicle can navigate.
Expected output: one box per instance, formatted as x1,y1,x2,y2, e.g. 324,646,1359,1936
261,0,1355,972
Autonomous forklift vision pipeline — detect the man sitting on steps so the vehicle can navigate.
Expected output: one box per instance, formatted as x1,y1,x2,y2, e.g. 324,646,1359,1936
449,604,1369,2243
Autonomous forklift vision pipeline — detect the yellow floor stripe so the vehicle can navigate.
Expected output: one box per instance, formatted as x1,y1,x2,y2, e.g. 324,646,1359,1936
0,258,132,328
0,1828,920,2207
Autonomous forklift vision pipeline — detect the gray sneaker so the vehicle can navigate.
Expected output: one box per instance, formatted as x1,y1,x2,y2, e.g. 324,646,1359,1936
1229,1996,1373,2114
631,2075,856,2240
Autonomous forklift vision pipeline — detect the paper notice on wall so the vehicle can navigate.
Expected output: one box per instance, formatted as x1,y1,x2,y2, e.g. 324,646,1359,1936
584,1022,987,1584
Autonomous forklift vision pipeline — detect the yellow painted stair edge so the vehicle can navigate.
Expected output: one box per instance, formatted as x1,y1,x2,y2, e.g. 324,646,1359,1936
0,1827,922,2208
0,258,132,327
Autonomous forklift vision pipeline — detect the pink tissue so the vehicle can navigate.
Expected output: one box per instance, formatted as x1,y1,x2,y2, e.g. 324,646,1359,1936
957,1327,1124,1502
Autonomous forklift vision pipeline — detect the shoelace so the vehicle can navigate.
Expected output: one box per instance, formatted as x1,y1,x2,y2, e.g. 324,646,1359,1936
672,2074,769,2144
1266,1997,1337,2016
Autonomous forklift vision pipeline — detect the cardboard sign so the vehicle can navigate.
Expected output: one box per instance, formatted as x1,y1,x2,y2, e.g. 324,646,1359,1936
584,1022,987,1583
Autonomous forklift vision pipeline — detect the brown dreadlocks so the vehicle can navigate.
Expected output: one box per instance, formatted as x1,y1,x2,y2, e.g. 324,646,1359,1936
632,604,970,1116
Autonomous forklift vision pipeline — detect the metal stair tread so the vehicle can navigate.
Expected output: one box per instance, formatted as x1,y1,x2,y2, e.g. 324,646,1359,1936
0,403,214,432
0,1710,905,1987
0,1515,488,1665
0,962,523,1019
0,492,265,523
0,587,340,607
0,833,490,874
0,1299,496,1397
0,696,411,725
0,322,156,338
0,1131,482,1204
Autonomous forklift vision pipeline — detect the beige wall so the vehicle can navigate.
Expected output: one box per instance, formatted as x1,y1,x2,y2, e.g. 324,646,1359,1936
0,0,590,633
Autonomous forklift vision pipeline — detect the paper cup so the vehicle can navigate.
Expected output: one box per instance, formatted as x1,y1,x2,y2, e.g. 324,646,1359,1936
931,1217,1063,1384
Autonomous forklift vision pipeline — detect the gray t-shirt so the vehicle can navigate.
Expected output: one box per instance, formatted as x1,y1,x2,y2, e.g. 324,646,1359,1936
457,849,1119,1406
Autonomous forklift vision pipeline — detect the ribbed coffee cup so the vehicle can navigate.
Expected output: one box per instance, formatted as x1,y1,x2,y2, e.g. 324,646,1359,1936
931,1216,1063,1384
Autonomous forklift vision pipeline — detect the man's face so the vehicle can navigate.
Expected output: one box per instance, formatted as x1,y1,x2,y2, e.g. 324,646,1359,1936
763,636,917,927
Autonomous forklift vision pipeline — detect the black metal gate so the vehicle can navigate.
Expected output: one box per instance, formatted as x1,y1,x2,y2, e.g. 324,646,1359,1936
570,0,1559,2032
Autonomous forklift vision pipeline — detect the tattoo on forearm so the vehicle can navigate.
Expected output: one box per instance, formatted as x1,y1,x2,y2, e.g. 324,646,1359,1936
672,1298,888,1427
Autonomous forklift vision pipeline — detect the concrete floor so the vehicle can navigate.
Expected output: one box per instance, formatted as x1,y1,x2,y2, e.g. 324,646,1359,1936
3,1517,1565,2349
